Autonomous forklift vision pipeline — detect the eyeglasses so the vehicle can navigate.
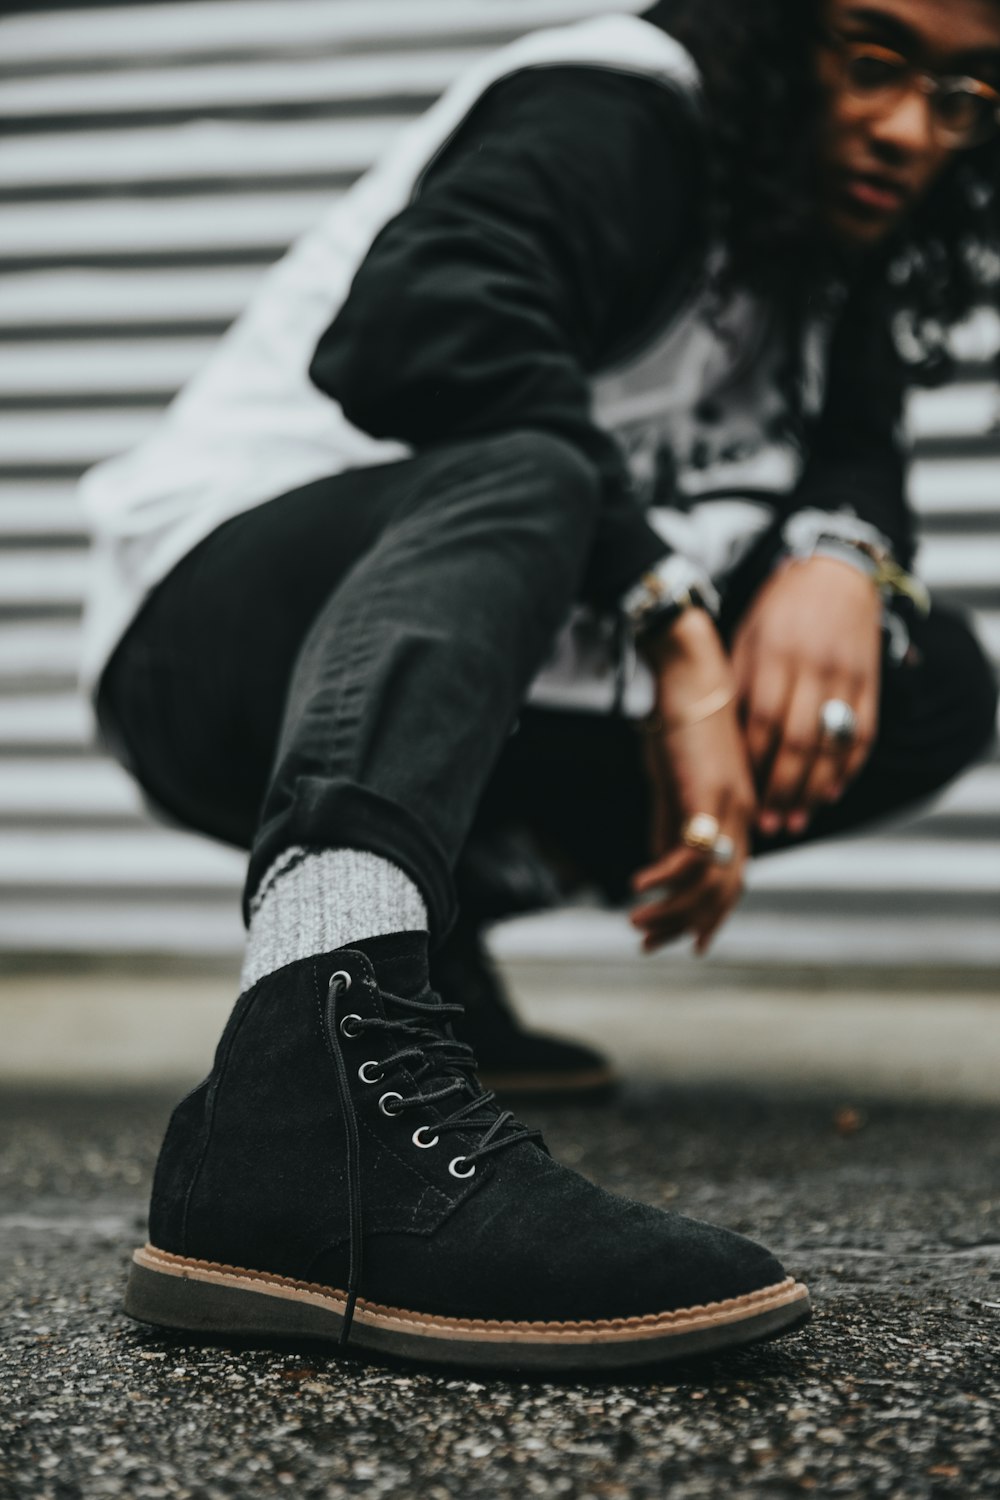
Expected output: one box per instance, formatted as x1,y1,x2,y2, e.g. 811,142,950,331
822,28,1000,149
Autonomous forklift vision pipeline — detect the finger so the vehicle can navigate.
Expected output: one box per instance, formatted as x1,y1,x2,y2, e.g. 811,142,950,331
635,799,747,939
729,620,754,705
794,749,848,828
641,732,676,860
693,885,740,955
791,673,857,820
743,658,791,792
761,673,825,823
631,856,716,925
798,699,854,819
632,842,709,894
641,835,747,953
640,881,727,952
692,864,746,955
630,869,720,932
842,683,879,787
641,922,691,954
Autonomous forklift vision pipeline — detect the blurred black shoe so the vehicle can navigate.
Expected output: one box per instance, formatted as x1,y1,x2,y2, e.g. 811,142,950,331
432,918,617,1101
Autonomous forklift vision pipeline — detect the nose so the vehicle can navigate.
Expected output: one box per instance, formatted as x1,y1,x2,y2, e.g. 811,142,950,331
867,88,934,158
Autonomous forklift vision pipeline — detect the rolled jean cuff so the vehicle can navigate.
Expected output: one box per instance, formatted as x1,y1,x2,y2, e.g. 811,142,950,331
243,777,457,945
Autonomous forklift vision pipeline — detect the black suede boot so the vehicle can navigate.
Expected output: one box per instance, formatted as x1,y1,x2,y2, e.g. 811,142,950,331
432,920,616,1100
125,946,810,1372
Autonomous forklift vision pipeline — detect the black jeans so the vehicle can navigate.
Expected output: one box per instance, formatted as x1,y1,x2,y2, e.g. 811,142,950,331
96,431,999,942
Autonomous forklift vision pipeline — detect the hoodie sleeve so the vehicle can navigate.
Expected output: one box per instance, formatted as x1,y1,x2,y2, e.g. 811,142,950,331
307,64,707,610
790,282,915,568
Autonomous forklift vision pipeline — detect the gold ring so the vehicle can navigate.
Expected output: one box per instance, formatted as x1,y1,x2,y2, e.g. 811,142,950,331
682,813,720,853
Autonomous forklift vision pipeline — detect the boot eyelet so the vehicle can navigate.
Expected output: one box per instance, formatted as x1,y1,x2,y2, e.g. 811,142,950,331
340,1014,363,1040
358,1061,382,1085
412,1125,440,1149
379,1092,403,1118
329,969,352,995
449,1156,476,1179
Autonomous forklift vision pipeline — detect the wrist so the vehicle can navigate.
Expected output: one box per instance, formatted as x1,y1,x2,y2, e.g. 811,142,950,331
639,599,718,671
777,550,880,594
622,555,720,668
780,508,931,614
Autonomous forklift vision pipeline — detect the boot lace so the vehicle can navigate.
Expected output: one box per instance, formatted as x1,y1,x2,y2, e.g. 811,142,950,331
324,969,543,1345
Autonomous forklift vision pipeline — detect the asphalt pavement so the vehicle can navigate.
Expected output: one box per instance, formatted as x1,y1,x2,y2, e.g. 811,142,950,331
2,1078,999,1499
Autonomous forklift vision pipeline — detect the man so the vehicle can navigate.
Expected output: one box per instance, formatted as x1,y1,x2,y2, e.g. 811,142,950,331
80,0,999,1369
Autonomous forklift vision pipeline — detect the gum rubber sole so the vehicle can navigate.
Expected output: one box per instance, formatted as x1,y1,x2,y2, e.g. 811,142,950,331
125,1244,812,1372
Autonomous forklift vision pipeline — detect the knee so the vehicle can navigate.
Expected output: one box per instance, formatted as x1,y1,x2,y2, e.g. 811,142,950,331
943,613,998,760
479,429,601,531
908,606,998,773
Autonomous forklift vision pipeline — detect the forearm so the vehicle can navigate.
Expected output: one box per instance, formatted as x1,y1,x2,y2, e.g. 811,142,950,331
790,278,916,565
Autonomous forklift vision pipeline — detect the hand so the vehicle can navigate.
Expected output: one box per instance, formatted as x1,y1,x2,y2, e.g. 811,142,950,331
630,609,756,956
731,555,882,838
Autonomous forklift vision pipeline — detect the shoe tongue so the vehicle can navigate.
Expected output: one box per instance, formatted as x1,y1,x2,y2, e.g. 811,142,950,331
352,930,430,1002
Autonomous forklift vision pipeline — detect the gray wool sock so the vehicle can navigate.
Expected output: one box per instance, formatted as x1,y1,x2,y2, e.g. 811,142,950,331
240,846,429,991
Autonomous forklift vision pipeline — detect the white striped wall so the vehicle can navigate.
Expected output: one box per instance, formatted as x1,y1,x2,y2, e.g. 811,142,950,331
0,0,997,966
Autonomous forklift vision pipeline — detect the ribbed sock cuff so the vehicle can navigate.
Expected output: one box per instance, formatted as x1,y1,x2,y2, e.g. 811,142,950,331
240,846,428,991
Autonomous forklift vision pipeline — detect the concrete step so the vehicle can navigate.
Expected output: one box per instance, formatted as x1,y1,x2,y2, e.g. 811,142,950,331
910,457,1000,520
4,967,998,1101
907,383,1000,445
0,338,217,399
0,551,87,608
0,53,472,124
977,610,1000,660
914,534,1000,591
0,410,156,468
0,756,143,817
0,897,243,955
492,907,1000,970
0,191,333,264
0,483,90,539
0,117,401,194
0,692,91,749
0,267,258,333
0,620,81,684
0,894,996,968
0,0,619,68
745,836,999,901
0,826,245,888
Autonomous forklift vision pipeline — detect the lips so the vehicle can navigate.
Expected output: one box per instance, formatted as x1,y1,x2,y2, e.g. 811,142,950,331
840,172,909,215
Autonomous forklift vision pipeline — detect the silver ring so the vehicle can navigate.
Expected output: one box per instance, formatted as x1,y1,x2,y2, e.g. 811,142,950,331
711,834,736,868
819,698,858,745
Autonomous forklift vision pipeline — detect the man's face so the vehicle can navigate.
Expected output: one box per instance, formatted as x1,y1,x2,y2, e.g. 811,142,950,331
819,0,1000,247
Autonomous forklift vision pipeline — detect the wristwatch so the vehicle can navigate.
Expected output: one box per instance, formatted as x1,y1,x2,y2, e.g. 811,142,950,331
782,508,931,614
620,555,720,645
